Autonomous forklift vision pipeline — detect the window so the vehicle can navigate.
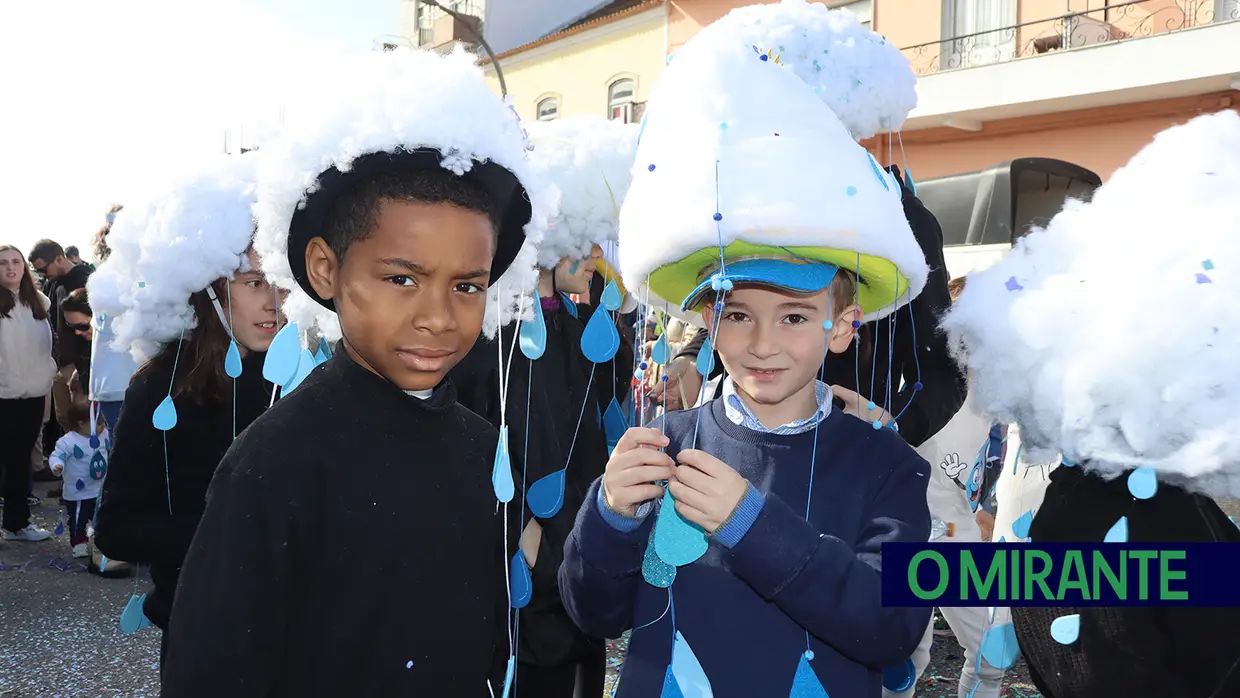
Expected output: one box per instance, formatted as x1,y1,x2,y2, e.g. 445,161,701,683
537,97,559,122
831,1,872,29
942,0,1016,68
608,78,636,123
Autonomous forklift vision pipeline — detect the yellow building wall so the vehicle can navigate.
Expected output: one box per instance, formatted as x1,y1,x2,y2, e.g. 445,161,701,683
482,13,667,121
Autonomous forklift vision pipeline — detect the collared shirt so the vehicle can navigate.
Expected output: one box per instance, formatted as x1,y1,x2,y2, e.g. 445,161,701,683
722,377,833,435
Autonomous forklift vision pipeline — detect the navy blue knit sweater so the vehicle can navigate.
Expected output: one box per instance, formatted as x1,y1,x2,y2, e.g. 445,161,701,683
559,398,932,698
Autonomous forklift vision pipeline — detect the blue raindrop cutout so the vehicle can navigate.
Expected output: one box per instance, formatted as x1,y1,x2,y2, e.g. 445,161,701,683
262,322,301,386
670,631,713,698
224,340,244,378
1050,613,1080,644
55,518,64,536
282,349,315,394
119,594,145,634
790,652,830,697
604,398,628,450
654,489,709,566
89,434,100,449
519,303,547,360
642,534,676,588
492,426,515,503
1012,510,1034,539
696,336,715,376
75,478,85,491
660,664,686,698
1128,467,1158,499
136,603,152,630
73,445,85,459
313,341,331,366
582,308,621,363
651,334,672,365
527,469,567,518
152,395,177,431
601,280,624,311
881,657,916,693
560,292,579,318
979,622,1020,669
1104,516,1128,543
905,169,918,196
510,551,532,608
90,451,107,480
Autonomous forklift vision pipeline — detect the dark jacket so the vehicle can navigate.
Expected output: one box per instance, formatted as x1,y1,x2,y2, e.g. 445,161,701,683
1012,466,1240,698
48,263,93,368
675,166,966,447
94,347,271,629
450,295,633,667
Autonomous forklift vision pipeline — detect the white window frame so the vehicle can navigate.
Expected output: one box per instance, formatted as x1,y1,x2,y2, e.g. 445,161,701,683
828,0,872,29
608,78,636,123
536,97,559,122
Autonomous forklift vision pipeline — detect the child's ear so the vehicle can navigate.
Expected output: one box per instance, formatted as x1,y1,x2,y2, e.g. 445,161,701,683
305,238,339,302
827,304,862,353
701,302,716,332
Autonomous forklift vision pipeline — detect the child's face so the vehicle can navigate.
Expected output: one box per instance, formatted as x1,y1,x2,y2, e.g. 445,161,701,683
309,200,495,391
553,244,603,295
224,249,286,354
703,285,858,409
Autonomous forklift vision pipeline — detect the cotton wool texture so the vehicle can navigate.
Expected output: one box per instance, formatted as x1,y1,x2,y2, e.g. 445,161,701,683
524,115,639,269
251,46,556,341
88,153,260,363
711,0,917,140
944,109,1240,500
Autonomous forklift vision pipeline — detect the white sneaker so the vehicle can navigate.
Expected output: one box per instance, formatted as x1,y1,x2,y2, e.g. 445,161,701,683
2,525,52,542
72,543,88,558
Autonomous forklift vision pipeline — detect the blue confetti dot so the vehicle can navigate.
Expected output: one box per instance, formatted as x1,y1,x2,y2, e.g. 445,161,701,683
846,186,858,196
648,164,656,172
639,362,648,370
662,374,669,382
137,281,146,288
760,54,769,61
713,212,723,221
720,122,728,130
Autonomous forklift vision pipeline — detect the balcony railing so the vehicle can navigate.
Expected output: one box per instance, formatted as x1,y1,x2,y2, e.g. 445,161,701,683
901,0,1240,76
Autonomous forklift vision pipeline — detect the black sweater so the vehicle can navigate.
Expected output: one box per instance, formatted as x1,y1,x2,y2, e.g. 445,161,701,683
94,347,271,628
161,346,510,697
1012,466,1240,698
676,166,966,447
450,299,632,667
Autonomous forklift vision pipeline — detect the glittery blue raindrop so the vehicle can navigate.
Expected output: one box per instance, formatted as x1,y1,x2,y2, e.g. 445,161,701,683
654,489,709,566
511,551,532,608
492,425,515,503
1050,613,1080,644
1104,516,1128,543
651,334,671,365
642,534,676,588
790,652,830,697
660,664,686,698
224,340,244,378
979,622,1020,669
581,308,621,363
604,398,629,451
119,594,145,634
527,468,567,518
55,519,64,536
696,336,715,376
262,322,301,386
152,395,178,431
602,280,624,311
1127,467,1157,499
519,302,547,360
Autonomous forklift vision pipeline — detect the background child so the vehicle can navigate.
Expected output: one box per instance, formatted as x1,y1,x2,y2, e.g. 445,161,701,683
49,400,108,557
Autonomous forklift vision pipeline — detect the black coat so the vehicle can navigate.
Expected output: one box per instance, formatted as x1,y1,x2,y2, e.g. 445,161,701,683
676,166,966,447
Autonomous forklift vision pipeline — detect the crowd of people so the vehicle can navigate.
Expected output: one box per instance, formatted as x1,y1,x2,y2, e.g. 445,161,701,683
3,2,1239,698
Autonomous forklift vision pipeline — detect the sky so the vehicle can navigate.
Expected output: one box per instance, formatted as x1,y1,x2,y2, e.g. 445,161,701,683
0,0,398,261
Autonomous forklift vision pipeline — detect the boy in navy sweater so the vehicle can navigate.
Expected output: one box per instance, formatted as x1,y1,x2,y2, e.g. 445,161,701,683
559,3,934,696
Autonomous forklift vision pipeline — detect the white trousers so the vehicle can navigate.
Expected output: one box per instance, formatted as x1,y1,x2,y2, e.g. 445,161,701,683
883,604,1006,698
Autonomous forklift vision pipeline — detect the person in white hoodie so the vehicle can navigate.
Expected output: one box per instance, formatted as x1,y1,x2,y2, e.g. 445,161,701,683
884,276,1006,698
0,244,56,542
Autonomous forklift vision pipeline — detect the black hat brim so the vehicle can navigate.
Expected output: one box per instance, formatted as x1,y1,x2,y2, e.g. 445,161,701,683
287,148,532,310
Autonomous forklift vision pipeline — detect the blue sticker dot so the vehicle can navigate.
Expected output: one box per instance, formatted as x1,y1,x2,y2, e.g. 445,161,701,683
713,212,723,221
648,164,656,172
872,420,883,430
760,54,769,61
851,320,861,329
846,186,858,197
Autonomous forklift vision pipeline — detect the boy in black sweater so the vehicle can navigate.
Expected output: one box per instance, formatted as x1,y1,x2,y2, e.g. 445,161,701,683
160,49,554,697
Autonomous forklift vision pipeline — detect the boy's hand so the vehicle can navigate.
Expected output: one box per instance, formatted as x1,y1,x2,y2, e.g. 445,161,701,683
650,356,701,411
603,427,676,517
668,450,749,534
51,463,63,476
832,385,894,427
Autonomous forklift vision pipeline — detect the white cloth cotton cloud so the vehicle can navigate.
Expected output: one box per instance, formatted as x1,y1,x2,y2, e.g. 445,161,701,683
88,153,259,363
251,46,556,340
944,109,1240,499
